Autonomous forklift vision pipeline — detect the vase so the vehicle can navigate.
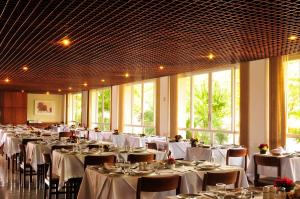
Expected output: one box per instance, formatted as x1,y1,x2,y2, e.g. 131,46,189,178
260,150,267,154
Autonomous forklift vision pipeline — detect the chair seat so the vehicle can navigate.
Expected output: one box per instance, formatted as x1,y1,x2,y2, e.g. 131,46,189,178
45,174,59,185
20,162,31,169
257,177,277,185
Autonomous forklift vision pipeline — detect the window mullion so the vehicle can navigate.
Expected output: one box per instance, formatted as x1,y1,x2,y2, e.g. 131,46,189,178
141,83,144,133
208,72,213,145
231,68,235,144
190,76,194,136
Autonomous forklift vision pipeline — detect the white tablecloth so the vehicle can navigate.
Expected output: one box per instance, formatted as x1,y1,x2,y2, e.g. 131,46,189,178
77,166,248,199
3,135,21,157
185,147,246,167
168,142,191,159
26,141,51,171
247,154,300,183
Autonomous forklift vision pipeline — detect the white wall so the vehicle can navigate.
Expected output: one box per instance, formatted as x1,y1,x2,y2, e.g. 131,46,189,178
248,59,269,154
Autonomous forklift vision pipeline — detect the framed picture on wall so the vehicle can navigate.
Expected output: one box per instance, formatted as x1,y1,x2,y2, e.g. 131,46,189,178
34,100,55,115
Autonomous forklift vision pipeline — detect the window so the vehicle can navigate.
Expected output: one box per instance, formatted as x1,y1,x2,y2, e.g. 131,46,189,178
124,80,155,135
93,87,111,130
68,93,82,125
286,59,300,150
178,67,240,145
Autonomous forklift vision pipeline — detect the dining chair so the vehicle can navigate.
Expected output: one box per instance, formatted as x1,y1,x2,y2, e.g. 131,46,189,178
42,153,65,199
83,155,116,170
202,171,240,191
18,138,42,187
58,131,73,140
254,155,281,186
127,153,156,163
146,142,157,150
136,175,181,199
226,148,248,171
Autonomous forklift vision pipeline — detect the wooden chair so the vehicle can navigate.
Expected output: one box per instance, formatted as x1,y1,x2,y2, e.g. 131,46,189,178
254,155,281,187
18,139,42,187
43,153,60,199
58,131,73,140
146,142,157,150
226,148,248,171
136,175,181,199
127,153,156,163
202,171,240,191
87,144,100,150
83,155,116,169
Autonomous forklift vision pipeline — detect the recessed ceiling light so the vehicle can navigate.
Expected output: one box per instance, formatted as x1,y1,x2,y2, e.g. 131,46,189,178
59,37,71,47
159,65,164,70
21,90,24,93
58,89,62,92
101,79,105,82
46,91,50,95
22,65,29,71
4,78,10,83
125,73,129,78
68,87,72,90
83,83,88,87
288,35,297,41
208,53,215,60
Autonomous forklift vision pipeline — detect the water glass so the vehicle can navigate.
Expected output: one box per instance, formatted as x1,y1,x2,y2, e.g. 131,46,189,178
276,187,286,199
216,183,226,199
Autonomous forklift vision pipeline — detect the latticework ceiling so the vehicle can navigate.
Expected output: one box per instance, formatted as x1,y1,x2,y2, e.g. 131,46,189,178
0,0,300,93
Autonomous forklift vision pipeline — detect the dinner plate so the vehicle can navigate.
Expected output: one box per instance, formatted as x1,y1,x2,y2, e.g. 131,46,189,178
176,160,195,166
108,171,124,177
176,193,201,198
132,170,153,176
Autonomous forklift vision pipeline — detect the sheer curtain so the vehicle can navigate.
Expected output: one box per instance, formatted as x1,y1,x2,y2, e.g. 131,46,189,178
269,55,287,149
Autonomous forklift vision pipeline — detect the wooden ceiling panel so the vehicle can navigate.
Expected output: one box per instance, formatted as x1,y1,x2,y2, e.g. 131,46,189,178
0,0,300,93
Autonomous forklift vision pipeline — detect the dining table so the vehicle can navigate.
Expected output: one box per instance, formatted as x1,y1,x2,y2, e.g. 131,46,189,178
77,163,248,199
247,152,300,183
52,148,168,188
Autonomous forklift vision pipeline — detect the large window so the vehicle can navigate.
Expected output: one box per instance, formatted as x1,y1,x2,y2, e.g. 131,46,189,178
286,59,300,150
94,87,111,130
68,93,82,125
178,67,240,145
124,80,155,135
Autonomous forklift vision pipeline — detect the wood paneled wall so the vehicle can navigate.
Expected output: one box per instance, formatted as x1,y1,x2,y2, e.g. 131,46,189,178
0,91,27,125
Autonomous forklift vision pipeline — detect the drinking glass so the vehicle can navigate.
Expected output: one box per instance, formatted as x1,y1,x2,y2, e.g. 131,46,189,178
216,183,226,199
276,187,286,199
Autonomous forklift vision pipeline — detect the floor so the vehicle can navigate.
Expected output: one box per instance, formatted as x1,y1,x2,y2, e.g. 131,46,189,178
0,155,44,199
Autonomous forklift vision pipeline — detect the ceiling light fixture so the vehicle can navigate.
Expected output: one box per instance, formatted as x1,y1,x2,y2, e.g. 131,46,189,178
4,78,10,83
68,87,72,90
101,79,105,82
58,36,72,47
22,65,29,71
159,65,164,70
21,90,24,93
125,73,129,78
46,91,50,95
58,89,62,92
288,35,297,41
208,53,215,60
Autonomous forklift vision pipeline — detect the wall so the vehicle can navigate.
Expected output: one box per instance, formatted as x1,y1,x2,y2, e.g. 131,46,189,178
0,91,27,125
27,93,64,123
248,59,269,154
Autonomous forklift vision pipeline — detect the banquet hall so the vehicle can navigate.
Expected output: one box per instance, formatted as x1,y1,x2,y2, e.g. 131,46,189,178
0,0,300,199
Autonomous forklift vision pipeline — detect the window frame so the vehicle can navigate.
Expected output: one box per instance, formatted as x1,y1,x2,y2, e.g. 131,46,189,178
124,79,156,134
68,92,82,125
177,65,240,145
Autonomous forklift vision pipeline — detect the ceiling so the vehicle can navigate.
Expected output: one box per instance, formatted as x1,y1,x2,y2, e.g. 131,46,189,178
0,0,300,93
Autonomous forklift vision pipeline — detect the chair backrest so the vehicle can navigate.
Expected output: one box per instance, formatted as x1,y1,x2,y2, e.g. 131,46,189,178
51,145,74,153
202,171,240,191
84,155,116,169
87,144,100,149
146,142,157,150
226,148,248,171
254,155,281,185
59,131,73,140
136,175,181,199
18,144,26,163
22,138,42,145
127,153,155,163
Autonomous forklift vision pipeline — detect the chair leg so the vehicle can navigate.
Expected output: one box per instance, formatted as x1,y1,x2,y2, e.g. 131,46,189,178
23,169,26,187
44,183,47,199
19,167,22,186
30,167,33,183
